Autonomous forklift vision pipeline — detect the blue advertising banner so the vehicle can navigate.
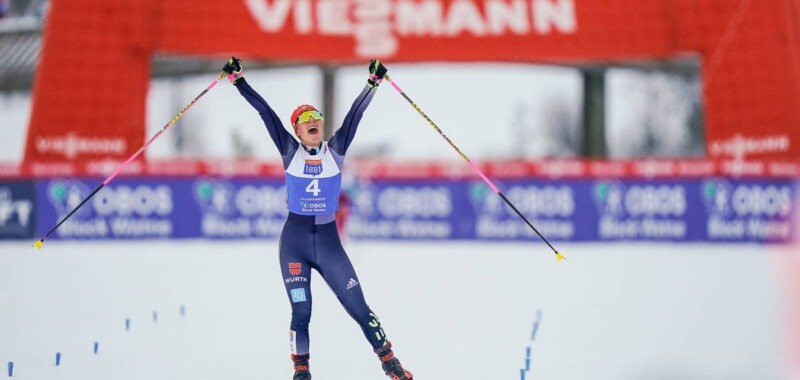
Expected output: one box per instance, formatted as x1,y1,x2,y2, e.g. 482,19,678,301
469,180,592,241
0,181,36,240
699,178,795,242
190,177,287,239
35,177,289,240
35,178,198,240
30,176,798,243
588,179,706,241
345,180,469,240
346,178,797,243
345,179,705,242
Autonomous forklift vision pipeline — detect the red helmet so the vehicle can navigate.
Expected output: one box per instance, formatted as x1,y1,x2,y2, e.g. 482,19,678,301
290,104,320,125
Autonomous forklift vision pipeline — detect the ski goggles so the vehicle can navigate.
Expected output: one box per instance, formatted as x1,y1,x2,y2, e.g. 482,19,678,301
296,109,324,124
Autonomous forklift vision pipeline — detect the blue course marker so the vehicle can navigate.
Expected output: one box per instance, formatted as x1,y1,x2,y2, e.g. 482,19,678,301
521,309,542,375
7,361,12,377
94,342,99,354
520,368,526,380
180,305,185,317
125,318,130,331
525,346,531,371
153,311,158,323
55,352,61,366
531,310,542,340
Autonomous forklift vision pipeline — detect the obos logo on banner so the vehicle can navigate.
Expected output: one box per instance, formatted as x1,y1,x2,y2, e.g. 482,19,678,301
348,183,454,239
472,182,576,240
44,180,174,239
192,178,287,238
701,179,793,242
593,181,688,240
0,182,36,239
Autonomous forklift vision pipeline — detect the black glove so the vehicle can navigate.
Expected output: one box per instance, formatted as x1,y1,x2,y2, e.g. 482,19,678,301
222,56,243,83
367,59,387,87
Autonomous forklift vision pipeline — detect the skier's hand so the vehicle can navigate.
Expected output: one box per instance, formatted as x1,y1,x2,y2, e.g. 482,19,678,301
222,56,243,84
367,59,387,87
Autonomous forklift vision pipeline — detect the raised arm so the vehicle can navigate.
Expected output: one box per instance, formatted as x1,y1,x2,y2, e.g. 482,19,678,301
329,60,388,156
223,57,298,158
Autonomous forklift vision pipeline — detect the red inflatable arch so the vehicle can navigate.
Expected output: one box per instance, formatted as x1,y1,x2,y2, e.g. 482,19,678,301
24,0,800,162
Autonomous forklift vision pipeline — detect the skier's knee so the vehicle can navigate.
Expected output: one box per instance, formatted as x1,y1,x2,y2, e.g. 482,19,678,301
291,306,311,330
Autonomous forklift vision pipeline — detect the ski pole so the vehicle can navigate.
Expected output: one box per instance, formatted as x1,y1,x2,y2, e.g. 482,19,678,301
32,71,228,250
383,74,565,262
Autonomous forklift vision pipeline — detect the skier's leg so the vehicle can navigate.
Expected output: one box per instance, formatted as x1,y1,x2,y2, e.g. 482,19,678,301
315,222,386,348
315,222,413,379
279,220,315,356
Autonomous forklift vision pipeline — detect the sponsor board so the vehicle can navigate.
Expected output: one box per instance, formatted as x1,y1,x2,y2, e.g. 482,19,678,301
471,180,583,241
590,180,704,241
346,177,795,243
193,178,287,238
23,176,797,243
0,181,36,239
347,181,459,239
35,177,289,240
701,179,794,242
35,178,193,240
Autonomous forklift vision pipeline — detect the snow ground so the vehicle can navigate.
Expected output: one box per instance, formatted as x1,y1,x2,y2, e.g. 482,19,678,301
0,241,791,379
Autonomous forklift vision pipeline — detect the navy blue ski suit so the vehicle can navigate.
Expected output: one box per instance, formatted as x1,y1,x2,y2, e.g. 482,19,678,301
235,78,387,355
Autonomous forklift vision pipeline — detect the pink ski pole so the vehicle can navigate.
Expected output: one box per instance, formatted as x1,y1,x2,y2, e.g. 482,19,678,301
383,74,565,262
32,72,227,250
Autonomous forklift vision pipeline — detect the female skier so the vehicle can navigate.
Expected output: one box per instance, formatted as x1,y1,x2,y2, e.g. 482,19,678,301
222,57,413,380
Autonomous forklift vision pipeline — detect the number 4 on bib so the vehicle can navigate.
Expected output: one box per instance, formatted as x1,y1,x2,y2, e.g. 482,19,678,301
306,179,321,196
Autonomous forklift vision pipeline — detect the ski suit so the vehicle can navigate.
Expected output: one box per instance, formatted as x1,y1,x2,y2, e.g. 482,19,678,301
235,78,387,355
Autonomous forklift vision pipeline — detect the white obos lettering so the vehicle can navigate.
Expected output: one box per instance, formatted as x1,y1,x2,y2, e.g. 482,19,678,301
93,185,172,216
624,185,686,216
732,185,791,217
236,185,287,216
377,187,451,217
506,186,574,217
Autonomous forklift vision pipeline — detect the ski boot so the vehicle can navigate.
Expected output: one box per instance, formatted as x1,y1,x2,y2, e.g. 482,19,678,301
375,342,413,380
291,354,311,380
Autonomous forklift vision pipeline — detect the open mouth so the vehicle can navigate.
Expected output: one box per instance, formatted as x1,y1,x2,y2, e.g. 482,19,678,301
308,126,319,135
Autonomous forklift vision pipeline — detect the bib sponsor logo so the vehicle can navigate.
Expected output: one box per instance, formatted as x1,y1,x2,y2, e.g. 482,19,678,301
303,159,322,176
